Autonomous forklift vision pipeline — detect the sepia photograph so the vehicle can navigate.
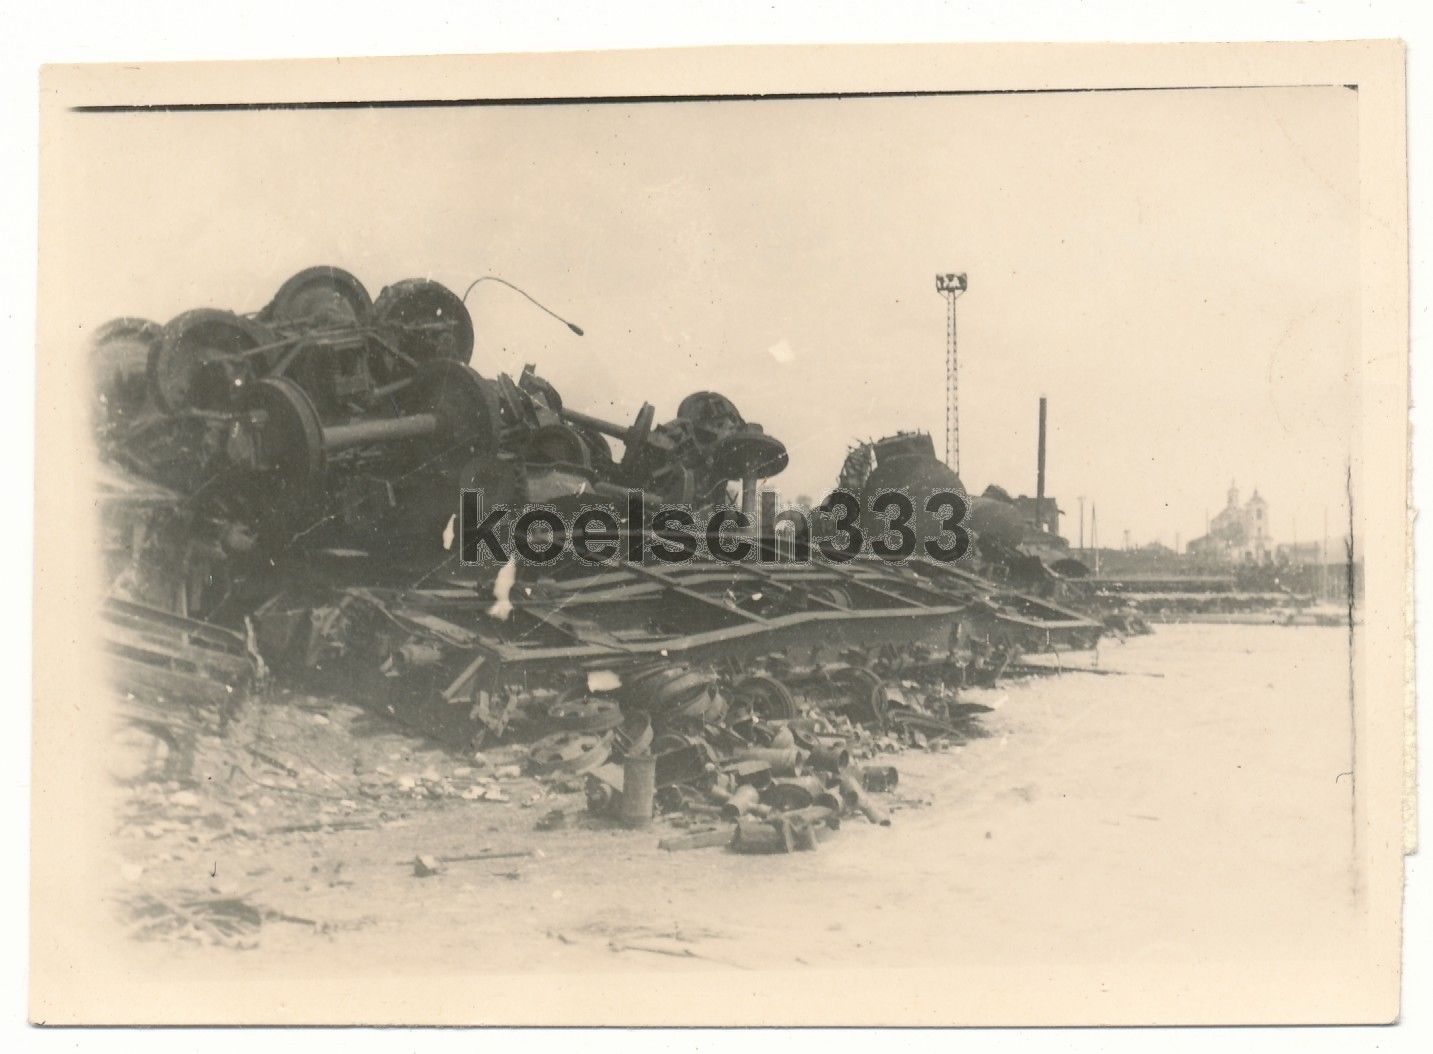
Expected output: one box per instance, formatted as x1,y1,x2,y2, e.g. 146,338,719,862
28,40,1410,1027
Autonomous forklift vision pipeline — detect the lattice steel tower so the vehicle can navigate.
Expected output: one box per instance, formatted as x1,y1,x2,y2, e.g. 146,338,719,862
935,273,968,474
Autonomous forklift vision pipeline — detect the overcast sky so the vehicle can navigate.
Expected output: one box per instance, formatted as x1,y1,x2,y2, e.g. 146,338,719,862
64,85,1359,549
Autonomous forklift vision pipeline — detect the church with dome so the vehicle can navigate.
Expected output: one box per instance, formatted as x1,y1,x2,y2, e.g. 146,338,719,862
1186,481,1272,563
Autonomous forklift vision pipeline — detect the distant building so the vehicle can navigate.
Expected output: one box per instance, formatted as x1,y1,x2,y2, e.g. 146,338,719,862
1011,495,1060,536
1275,540,1323,564
1186,481,1272,563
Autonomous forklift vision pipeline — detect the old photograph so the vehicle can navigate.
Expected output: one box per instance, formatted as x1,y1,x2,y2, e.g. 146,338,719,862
29,43,1409,1025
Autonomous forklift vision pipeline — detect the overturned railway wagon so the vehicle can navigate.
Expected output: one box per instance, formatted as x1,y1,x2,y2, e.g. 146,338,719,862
253,554,1101,746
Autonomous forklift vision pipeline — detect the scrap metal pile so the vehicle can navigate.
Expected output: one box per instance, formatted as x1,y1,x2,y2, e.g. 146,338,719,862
93,265,789,618
502,564,1052,853
93,265,1105,850
247,553,1101,847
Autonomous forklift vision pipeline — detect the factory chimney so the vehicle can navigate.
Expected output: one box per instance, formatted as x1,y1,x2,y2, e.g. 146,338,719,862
1036,396,1047,505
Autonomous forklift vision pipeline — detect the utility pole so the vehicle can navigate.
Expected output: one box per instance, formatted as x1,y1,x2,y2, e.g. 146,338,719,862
935,273,968,475
1091,503,1100,576
1322,507,1329,600
1078,495,1086,552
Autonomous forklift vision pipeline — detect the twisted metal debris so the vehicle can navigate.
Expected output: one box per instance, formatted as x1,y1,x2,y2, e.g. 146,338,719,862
93,265,1103,854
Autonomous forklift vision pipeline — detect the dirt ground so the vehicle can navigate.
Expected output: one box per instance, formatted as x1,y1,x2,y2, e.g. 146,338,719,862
110,623,1360,980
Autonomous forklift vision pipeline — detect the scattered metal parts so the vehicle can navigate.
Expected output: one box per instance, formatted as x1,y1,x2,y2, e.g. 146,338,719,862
838,772,892,826
732,745,801,776
612,711,654,758
585,763,625,814
658,827,734,851
622,663,714,715
731,816,796,854
655,784,719,815
860,765,900,793
886,711,968,740
547,696,624,734
722,758,774,788
763,777,825,812
719,783,762,819
620,754,657,828
653,736,716,787
528,731,611,775
794,731,851,774
732,674,798,722
729,809,837,854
